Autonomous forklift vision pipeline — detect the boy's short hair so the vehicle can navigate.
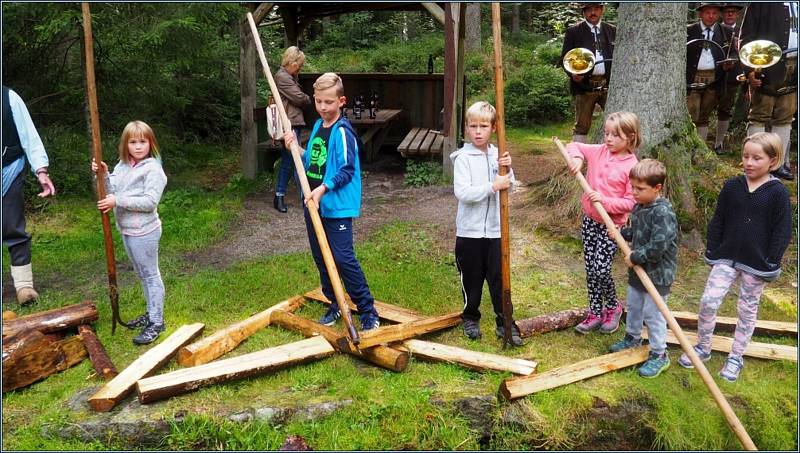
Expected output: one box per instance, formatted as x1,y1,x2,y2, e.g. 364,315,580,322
630,158,667,187
744,132,784,171
281,46,305,68
605,111,642,151
313,72,344,97
465,101,497,126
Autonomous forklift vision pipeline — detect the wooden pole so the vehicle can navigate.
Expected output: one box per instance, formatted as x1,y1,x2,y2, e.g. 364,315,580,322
78,325,118,380
80,2,127,334
491,3,514,346
2,301,98,338
245,12,359,346
552,137,757,451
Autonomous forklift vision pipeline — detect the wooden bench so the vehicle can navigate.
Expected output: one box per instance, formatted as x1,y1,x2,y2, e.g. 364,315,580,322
256,129,310,173
397,128,444,158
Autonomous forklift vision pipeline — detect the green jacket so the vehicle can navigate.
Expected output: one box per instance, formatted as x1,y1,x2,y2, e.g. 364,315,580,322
620,197,678,295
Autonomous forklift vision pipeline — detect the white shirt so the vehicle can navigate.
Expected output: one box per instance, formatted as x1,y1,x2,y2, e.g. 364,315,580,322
697,23,717,70
585,20,606,75
2,88,49,197
786,2,798,58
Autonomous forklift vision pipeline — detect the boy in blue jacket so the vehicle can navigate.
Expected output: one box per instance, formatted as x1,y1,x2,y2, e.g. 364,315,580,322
284,72,380,331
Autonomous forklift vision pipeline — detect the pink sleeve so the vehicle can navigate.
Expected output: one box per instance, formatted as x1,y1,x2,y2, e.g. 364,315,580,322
566,142,585,160
602,168,636,216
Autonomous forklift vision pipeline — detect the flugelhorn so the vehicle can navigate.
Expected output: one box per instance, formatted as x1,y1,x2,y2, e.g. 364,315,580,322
736,39,782,82
562,47,596,75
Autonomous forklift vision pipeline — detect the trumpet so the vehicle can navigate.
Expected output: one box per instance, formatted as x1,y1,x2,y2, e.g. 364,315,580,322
562,47,596,75
735,40,783,82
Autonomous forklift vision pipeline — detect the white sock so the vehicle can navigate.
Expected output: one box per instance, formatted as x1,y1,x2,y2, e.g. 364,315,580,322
572,134,588,143
697,126,708,141
747,123,766,137
715,120,730,147
772,125,793,167
10,264,34,290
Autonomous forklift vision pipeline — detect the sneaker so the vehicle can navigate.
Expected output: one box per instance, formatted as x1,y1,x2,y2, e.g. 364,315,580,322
319,307,341,326
463,319,481,340
714,144,725,155
360,314,380,331
574,313,602,334
638,351,670,378
133,322,165,345
677,344,712,369
609,333,642,353
719,356,744,382
599,304,624,334
125,312,150,329
495,324,524,347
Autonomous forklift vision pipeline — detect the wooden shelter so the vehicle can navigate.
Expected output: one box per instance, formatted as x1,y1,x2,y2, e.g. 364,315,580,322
239,2,467,179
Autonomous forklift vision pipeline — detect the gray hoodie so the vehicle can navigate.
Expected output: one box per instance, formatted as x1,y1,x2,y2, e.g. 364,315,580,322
102,157,167,236
450,143,514,239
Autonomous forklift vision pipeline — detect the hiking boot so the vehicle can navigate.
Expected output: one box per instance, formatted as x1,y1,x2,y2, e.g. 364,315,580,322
495,324,524,347
133,322,165,345
677,344,712,369
16,287,39,305
609,333,642,353
319,306,341,326
599,304,624,334
638,351,670,378
463,319,481,340
125,312,150,329
360,314,380,331
274,194,287,213
574,312,602,334
719,356,744,382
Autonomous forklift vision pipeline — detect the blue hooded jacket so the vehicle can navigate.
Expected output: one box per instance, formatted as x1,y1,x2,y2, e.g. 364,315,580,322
303,117,362,218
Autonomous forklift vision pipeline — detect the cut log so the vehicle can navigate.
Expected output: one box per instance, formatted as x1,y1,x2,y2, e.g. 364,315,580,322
88,323,204,412
499,346,650,400
137,336,334,404
670,311,797,337
304,288,423,323
355,312,462,349
270,309,409,372
2,301,98,338
178,296,305,367
399,339,538,375
517,308,588,337
78,325,118,380
3,330,51,363
3,334,87,392
3,311,16,321
642,328,797,362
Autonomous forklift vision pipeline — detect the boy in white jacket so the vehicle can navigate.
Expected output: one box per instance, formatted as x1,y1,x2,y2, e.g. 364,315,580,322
450,101,522,346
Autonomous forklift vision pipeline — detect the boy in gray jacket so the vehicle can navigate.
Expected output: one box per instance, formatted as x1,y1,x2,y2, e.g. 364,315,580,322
450,101,522,346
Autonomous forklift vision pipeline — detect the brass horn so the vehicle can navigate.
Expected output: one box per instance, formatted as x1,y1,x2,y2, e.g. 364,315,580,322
563,47,595,75
736,39,782,82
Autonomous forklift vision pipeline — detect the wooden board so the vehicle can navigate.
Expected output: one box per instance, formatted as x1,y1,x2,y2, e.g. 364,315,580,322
304,288,423,323
2,301,98,338
419,130,437,154
355,311,462,349
178,296,305,367
431,134,445,153
88,323,204,412
399,339,537,375
137,336,335,404
670,311,797,337
499,346,650,400
407,127,429,153
398,127,422,155
642,328,797,362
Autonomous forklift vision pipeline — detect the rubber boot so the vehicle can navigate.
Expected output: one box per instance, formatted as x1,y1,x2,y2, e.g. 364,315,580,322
714,120,729,153
572,134,588,144
772,124,794,180
10,264,38,305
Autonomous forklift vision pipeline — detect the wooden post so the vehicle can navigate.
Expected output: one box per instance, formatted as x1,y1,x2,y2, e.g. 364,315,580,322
78,325,118,380
553,137,757,451
303,288,424,323
2,301,98,338
399,339,537,375
355,312,462,349
641,328,797,362
240,5,258,180
669,311,797,337
516,308,589,338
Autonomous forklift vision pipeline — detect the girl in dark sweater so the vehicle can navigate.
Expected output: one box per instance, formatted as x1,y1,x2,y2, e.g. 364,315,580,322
678,132,792,382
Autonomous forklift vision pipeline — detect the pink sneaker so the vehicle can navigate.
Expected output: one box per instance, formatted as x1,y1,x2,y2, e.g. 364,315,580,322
575,312,602,334
600,304,624,334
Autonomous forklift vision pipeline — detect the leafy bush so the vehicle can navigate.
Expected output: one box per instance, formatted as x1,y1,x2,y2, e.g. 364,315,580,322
496,64,571,126
533,39,564,67
404,159,443,187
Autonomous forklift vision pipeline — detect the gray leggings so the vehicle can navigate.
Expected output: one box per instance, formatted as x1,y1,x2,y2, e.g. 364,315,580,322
122,227,164,325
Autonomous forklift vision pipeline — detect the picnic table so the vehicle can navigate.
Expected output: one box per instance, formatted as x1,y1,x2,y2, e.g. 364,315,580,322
346,108,402,162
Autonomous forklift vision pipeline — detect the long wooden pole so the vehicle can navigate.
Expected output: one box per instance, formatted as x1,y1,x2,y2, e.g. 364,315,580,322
552,137,756,450
491,3,514,345
80,3,127,334
245,12,359,345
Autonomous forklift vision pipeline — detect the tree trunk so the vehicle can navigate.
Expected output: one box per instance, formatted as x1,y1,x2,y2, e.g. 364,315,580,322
240,8,258,180
511,3,521,35
516,308,588,337
2,301,98,338
78,324,118,380
465,3,481,51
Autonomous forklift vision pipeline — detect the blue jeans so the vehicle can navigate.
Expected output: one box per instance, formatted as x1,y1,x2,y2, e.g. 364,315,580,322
625,285,667,355
122,227,165,325
276,127,302,196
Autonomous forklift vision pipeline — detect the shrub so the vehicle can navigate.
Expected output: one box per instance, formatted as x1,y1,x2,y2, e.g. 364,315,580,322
404,159,443,187
497,64,571,126
533,39,564,67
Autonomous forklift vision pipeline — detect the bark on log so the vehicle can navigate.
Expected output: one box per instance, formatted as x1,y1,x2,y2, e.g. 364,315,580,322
3,334,87,392
304,288,423,323
399,339,537,375
500,346,650,400
270,310,409,372
3,311,16,321
137,336,335,404
78,325,118,380
2,301,98,338
178,296,305,367
88,323,204,412
3,330,50,363
355,312,462,349
516,308,588,338
642,328,797,362
669,311,797,337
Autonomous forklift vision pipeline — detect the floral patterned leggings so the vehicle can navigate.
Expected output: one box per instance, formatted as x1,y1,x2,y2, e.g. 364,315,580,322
581,216,620,316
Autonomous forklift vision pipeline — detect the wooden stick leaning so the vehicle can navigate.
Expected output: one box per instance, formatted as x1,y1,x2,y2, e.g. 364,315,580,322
245,12,359,346
552,137,756,451
80,3,127,334
491,3,514,346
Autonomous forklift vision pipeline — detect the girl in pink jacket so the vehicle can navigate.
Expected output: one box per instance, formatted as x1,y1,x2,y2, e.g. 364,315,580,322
566,111,641,335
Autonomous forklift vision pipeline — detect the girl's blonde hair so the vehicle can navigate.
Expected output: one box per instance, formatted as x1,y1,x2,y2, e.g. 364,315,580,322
281,46,305,68
118,120,160,164
605,111,642,151
743,132,784,171
465,101,497,126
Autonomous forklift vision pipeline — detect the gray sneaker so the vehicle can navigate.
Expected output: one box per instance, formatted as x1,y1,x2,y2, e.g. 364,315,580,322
719,356,744,382
463,319,481,340
677,344,712,369
133,322,165,345
495,324,524,347
609,333,642,353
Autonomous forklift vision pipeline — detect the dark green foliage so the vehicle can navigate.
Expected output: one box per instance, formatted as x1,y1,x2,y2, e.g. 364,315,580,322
533,39,564,67
498,64,571,126
404,159,444,187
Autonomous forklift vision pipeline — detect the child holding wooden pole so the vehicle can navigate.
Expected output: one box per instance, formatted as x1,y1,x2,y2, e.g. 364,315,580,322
566,111,640,335
677,132,792,382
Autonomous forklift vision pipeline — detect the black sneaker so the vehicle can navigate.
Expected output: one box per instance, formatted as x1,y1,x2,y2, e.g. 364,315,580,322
125,312,149,329
360,314,380,331
133,322,165,345
319,307,341,326
463,319,481,340
495,324,524,347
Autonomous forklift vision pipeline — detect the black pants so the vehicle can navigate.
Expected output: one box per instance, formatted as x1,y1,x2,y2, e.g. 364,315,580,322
455,236,509,326
2,170,31,266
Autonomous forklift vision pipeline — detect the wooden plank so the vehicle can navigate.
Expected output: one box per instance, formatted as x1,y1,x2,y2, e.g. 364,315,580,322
178,296,305,367
408,127,429,154
517,308,588,338
3,301,98,338
641,328,797,362
270,310,409,372
400,339,537,375
88,323,204,412
78,325,118,380
304,288,423,323
355,311,462,349
137,336,335,404
398,127,422,154
670,311,797,337
419,130,437,154
3,334,87,392
431,134,445,153
499,346,650,400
